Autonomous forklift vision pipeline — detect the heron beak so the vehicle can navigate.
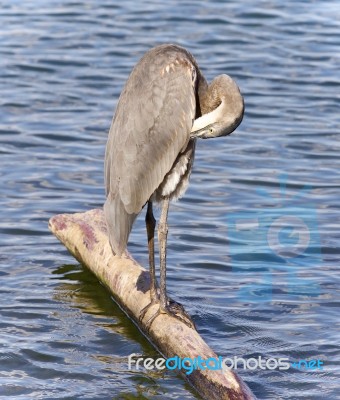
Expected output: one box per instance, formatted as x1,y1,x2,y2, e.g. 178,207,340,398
190,127,214,139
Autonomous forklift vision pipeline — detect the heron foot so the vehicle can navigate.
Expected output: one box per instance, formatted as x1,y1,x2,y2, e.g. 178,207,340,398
140,298,196,331
166,299,196,330
139,295,159,325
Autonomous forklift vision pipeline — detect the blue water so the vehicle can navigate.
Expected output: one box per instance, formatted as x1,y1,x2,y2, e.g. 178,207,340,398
1,1,339,399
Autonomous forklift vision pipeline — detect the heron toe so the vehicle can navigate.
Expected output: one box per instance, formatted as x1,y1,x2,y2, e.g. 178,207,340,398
167,299,196,330
140,298,196,331
139,296,160,326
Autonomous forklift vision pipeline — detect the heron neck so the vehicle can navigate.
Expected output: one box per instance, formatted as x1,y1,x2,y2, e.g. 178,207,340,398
191,99,224,132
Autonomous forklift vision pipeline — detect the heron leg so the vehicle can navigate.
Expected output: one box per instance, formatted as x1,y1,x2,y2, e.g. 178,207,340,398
140,199,195,331
146,201,158,301
152,198,195,330
139,201,159,322
158,198,169,309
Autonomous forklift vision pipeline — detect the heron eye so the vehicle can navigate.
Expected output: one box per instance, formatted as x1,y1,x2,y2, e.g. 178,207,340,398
209,128,214,133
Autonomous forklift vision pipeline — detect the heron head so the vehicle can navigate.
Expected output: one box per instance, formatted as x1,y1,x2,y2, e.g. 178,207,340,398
191,74,244,139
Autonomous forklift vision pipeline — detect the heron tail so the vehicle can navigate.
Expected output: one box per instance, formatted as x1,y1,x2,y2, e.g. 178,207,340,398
103,195,138,257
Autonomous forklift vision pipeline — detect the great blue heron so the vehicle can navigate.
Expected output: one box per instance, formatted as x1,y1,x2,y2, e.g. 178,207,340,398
104,44,244,328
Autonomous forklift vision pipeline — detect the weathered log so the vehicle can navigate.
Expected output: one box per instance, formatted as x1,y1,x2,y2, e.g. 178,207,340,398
48,209,256,400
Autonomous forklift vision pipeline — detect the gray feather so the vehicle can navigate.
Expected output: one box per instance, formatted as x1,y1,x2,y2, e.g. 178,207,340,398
104,44,198,255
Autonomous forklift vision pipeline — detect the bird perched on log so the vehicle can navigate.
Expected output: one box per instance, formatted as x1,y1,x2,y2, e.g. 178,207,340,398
104,44,244,328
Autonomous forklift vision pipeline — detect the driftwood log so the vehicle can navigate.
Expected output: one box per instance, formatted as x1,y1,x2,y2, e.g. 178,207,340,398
49,209,256,400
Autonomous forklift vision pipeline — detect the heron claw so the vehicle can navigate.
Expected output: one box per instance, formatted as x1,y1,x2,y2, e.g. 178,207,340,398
139,298,196,332
139,297,159,326
166,299,197,330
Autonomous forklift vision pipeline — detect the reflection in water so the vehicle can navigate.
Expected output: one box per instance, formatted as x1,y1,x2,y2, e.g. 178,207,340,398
52,264,197,399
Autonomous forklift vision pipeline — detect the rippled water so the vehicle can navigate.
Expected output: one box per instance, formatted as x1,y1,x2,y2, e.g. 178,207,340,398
1,1,339,399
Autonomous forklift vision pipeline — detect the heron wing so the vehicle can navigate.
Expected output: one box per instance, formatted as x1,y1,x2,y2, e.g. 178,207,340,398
104,45,197,255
